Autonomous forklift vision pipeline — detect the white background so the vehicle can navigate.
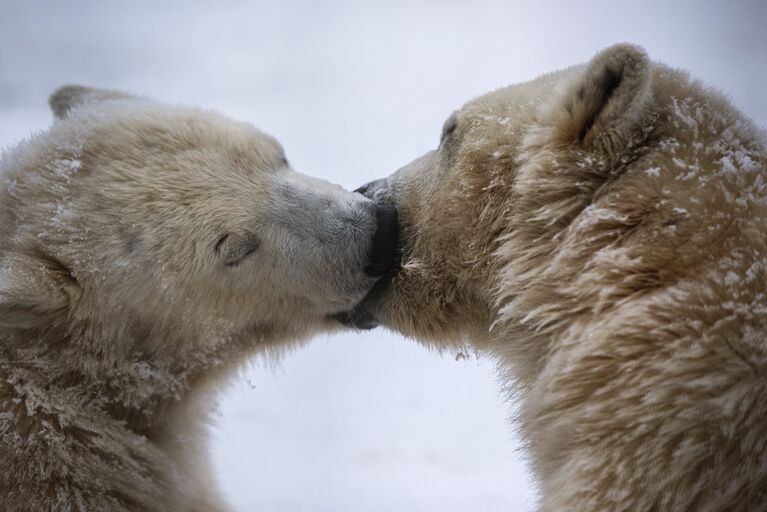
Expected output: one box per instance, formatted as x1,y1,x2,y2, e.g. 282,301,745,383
1,2,766,510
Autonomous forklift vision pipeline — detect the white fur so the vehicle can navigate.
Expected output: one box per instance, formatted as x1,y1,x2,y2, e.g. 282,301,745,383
364,44,767,510
0,86,380,511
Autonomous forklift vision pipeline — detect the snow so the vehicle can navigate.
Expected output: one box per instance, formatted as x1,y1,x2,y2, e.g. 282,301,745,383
215,335,534,512
0,264,10,294
645,167,661,177
1,1,766,511
724,271,741,287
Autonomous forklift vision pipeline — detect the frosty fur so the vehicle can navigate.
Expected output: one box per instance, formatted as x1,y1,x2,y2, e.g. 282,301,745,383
0,88,381,511
369,44,767,510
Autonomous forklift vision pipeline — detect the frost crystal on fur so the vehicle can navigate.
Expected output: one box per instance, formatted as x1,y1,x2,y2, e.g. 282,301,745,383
0,86,381,511
371,44,767,511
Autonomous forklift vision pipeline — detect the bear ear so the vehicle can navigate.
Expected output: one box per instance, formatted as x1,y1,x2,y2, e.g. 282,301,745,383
541,43,652,151
0,248,81,331
49,85,136,119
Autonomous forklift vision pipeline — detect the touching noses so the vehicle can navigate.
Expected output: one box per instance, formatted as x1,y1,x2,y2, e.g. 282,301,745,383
354,180,399,278
354,178,387,202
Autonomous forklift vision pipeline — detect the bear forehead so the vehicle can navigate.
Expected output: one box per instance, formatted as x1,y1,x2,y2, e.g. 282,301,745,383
55,101,286,178
458,68,578,130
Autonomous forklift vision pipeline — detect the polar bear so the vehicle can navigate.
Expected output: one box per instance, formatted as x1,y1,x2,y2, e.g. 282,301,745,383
346,44,767,510
0,86,398,512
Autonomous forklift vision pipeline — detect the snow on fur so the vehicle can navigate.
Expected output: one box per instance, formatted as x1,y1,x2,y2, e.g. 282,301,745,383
363,44,767,511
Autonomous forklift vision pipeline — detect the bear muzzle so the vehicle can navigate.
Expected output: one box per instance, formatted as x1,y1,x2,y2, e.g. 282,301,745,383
331,184,402,329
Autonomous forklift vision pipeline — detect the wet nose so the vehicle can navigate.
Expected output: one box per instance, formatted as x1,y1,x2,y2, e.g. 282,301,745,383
365,203,399,278
354,179,387,200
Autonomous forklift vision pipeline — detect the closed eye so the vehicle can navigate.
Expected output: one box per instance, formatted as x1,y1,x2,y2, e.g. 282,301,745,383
224,246,257,267
215,233,260,268
214,234,230,253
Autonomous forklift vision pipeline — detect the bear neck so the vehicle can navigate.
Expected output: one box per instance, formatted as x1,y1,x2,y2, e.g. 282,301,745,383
1,317,283,438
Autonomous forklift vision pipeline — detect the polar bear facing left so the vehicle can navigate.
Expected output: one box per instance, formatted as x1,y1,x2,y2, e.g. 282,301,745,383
0,86,399,512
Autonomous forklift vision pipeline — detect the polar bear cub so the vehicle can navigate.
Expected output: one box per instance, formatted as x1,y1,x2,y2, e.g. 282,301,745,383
0,86,398,512
352,44,767,511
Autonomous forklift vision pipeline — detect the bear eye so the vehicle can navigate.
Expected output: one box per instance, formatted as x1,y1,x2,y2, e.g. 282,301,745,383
215,233,260,267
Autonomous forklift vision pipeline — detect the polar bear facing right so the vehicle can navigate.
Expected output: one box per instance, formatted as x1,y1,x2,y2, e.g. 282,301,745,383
351,44,767,510
0,86,398,511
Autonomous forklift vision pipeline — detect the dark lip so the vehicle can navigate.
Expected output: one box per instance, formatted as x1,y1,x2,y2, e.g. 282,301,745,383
364,204,399,278
331,243,402,330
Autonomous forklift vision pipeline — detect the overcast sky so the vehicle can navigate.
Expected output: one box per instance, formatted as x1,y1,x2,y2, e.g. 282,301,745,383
1,2,765,511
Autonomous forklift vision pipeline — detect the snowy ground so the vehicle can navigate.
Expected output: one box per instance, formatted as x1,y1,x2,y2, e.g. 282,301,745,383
1,2,765,510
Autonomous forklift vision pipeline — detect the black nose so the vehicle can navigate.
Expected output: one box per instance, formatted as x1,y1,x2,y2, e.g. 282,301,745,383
354,179,386,199
365,204,399,278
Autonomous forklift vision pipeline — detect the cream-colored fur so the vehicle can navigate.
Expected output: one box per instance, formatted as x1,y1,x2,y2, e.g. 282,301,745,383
0,87,384,511
359,44,767,510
